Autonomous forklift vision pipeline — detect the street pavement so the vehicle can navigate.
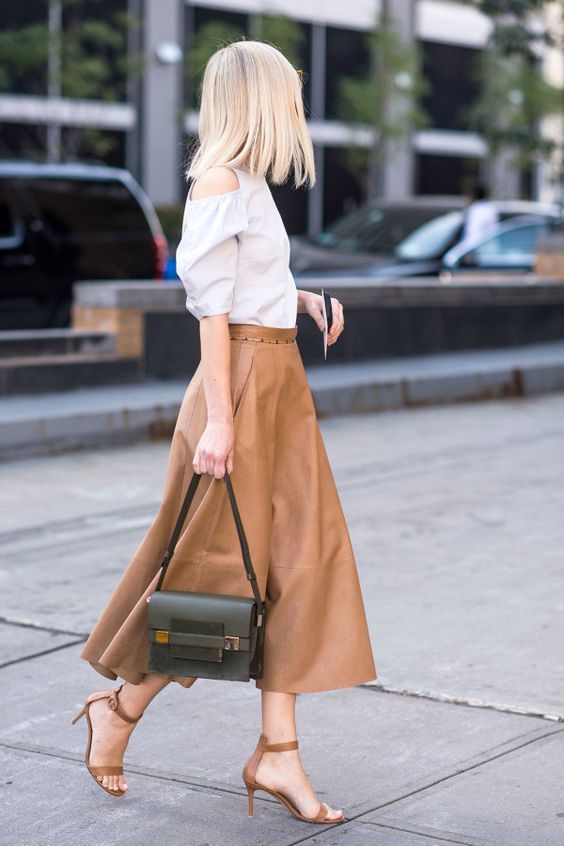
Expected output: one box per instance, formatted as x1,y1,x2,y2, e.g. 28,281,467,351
1,394,563,846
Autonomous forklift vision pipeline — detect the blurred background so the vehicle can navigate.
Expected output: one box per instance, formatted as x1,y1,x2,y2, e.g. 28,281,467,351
0,0,563,335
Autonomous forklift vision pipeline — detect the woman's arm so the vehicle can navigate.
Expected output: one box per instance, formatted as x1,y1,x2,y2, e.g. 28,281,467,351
188,166,241,479
193,313,234,479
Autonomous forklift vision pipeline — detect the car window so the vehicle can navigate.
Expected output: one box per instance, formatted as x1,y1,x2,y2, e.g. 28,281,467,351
472,224,549,266
396,211,464,260
0,189,16,238
316,206,459,255
0,185,22,249
19,178,149,236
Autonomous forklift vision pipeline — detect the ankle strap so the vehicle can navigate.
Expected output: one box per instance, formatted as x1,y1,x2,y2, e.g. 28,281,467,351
260,734,299,752
106,684,143,724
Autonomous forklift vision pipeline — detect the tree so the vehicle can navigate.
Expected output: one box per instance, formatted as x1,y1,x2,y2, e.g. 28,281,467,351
185,21,244,111
0,0,141,162
186,13,305,112
334,3,430,199
467,0,562,197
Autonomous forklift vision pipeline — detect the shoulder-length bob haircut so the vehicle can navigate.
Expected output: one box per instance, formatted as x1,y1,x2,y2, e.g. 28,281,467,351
185,39,316,189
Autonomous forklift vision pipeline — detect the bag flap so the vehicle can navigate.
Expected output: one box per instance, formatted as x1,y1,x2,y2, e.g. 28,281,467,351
148,590,255,637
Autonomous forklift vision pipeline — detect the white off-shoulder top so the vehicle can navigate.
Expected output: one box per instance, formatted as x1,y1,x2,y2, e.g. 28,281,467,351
176,165,298,328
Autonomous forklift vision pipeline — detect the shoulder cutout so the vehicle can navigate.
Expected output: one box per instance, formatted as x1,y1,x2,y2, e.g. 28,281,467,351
189,166,240,202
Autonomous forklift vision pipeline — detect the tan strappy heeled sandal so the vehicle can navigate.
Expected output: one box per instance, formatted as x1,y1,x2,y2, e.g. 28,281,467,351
242,733,348,824
71,683,143,797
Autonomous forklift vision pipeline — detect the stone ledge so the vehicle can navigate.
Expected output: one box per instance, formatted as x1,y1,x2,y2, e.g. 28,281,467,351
2,341,564,460
73,276,564,311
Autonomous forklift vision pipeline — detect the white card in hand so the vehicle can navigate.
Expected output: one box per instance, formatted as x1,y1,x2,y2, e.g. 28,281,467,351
321,288,333,359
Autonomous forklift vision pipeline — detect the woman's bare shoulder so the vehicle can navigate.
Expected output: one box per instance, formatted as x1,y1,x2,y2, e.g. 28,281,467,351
190,166,240,201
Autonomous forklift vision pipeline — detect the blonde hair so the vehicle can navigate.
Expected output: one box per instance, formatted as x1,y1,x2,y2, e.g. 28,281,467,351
185,39,316,189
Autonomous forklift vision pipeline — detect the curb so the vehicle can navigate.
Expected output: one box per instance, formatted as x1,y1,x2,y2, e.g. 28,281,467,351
2,343,564,461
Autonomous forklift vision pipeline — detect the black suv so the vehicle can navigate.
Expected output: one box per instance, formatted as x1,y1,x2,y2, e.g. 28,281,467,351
0,161,167,329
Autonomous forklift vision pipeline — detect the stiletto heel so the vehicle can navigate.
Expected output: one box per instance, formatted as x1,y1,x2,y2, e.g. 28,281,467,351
242,733,347,824
71,705,86,725
246,784,255,817
70,683,144,797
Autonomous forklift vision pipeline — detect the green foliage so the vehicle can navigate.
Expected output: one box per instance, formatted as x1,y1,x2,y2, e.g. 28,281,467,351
337,14,429,136
0,1,142,161
467,0,562,178
186,15,305,110
0,23,49,93
335,10,430,190
186,22,245,109
477,0,555,52
250,13,305,70
468,51,561,166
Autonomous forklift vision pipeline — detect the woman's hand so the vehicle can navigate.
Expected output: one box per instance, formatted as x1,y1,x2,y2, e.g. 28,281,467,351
193,417,234,479
297,290,345,346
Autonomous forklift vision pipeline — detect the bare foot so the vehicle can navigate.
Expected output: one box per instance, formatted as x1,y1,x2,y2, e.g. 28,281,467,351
87,692,138,793
253,749,344,821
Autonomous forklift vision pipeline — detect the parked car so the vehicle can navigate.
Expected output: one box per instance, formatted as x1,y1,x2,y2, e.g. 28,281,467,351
440,215,561,276
0,161,168,329
290,197,562,279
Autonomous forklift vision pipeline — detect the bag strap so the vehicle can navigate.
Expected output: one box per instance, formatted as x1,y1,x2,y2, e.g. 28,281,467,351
154,471,264,613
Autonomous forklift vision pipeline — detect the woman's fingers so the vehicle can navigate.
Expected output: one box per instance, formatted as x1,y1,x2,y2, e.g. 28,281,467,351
193,445,230,478
193,420,234,477
328,298,344,344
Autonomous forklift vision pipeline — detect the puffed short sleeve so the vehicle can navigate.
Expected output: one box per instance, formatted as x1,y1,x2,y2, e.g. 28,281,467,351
175,187,248,320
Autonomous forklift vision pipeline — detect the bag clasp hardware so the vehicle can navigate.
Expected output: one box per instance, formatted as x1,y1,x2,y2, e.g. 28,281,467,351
224,635,240,651
155,630,169,643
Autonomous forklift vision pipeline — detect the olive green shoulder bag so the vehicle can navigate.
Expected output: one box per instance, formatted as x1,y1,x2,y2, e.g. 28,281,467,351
147,470,266,682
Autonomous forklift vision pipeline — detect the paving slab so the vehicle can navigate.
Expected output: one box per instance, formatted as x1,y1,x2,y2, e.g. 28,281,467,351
305,823,472,845
362,729,564,846
0,746,308,846
0,526,156,635
346,407,564,719
0,622,81,667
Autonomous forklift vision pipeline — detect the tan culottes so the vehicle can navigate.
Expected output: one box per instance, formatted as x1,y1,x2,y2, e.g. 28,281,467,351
80,323,377,693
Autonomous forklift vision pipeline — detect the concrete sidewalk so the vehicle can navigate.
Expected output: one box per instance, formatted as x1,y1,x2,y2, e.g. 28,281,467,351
1,395,564,845
1,340,564,460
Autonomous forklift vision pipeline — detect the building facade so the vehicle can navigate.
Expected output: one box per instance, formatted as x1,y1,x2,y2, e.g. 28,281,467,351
0,0,562,236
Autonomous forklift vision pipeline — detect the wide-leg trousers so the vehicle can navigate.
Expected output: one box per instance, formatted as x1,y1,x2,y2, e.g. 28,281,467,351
79,323,377,693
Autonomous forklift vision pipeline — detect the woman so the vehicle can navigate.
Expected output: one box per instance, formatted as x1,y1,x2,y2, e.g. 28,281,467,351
73,39,377,825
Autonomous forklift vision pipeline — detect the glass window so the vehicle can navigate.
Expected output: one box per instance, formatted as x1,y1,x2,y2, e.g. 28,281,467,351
0,185,22,249
472,224,549,266
21,178,148,235
415,153,481,196
317,203,461,255
0,188,16,239
396,211,464,260
325,26,370,120
420,40,481,131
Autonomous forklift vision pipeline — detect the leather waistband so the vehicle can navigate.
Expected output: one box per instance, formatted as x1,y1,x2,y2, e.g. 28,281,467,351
228,323,297,344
